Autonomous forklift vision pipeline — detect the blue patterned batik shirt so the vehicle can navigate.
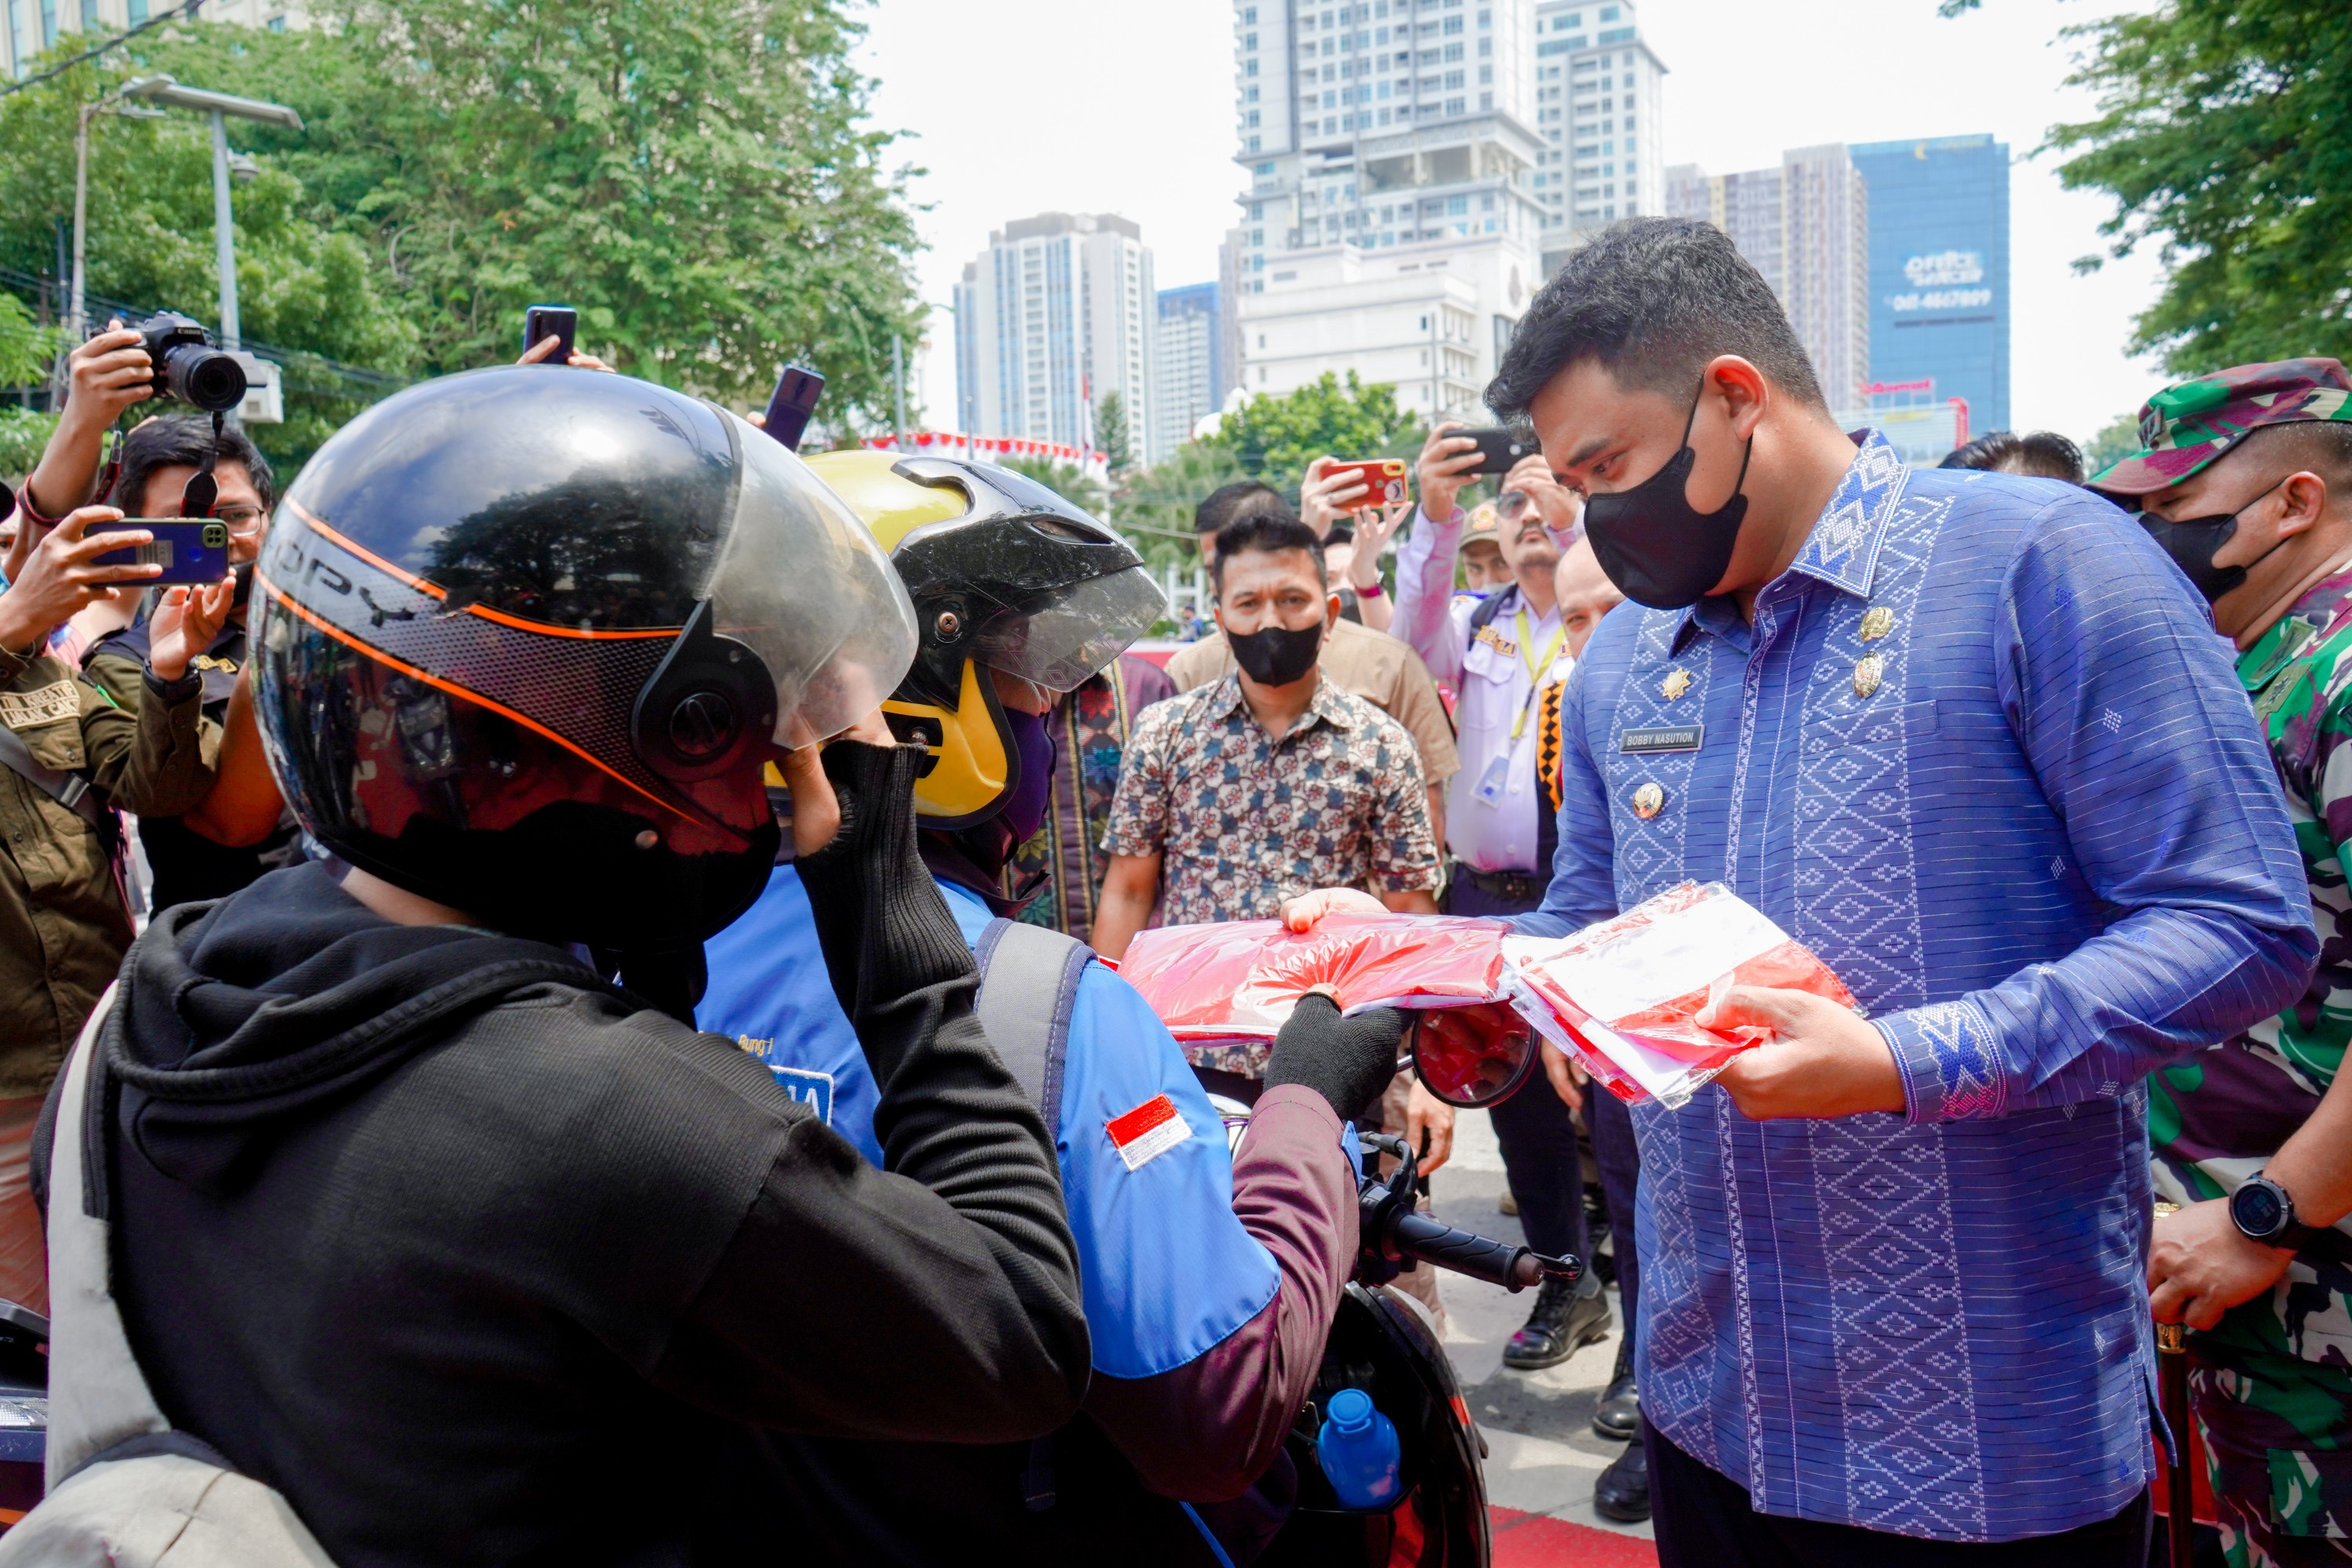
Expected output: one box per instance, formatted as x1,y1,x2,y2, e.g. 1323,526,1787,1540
1519,431,2314,1541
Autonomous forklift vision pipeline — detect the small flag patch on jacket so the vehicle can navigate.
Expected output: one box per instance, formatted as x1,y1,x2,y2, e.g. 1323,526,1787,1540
1105,1094,1191,1172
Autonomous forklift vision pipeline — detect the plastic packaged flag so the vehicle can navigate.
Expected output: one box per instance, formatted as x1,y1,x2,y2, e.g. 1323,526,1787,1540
1116,913,1514,1079
1502,881,1860,1108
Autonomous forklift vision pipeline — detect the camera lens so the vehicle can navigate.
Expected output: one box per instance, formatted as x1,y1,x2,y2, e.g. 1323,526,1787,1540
163,343,249,413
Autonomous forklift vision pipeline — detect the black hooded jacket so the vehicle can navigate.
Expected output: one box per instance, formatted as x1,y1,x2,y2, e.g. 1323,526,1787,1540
38,743,1090,1566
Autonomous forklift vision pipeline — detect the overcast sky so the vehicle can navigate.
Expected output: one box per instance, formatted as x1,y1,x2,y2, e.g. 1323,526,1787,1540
858,0,2169,446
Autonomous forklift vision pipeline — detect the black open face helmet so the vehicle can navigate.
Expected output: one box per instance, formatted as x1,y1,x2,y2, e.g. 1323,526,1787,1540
252,365,916,947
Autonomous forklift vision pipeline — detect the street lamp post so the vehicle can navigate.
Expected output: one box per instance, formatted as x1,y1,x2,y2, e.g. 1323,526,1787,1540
122,75,303,351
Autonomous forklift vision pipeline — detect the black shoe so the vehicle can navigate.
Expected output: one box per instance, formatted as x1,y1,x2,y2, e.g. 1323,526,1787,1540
1592,1336,1639,1441
1502,1276,1610,1370
1593,1441,1650,1523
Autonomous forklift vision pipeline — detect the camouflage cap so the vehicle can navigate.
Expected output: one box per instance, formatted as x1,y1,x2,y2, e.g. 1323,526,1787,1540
2089,358,2352,496
1463,500,1502,544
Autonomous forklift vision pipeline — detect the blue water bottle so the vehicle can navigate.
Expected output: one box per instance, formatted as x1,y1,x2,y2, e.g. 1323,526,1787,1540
1316,1387,1403,1509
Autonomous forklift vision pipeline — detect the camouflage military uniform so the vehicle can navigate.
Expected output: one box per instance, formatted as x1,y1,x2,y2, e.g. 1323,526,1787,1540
2106,360,2352,1566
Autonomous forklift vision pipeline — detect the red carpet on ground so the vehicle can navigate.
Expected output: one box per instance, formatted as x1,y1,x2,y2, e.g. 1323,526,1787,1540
1489,1505,1660,1566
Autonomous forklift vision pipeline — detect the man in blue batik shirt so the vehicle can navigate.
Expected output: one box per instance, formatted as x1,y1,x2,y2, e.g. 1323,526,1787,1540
1291,217,2315,1561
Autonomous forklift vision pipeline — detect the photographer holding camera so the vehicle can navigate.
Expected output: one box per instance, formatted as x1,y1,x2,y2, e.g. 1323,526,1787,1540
0,499,226,1314
78,416,292,912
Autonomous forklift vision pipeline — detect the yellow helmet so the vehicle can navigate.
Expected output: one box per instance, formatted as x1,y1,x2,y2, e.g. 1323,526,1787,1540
804,450,1162,828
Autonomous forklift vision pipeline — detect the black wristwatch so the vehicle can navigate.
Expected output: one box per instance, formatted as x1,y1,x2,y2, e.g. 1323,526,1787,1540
2230,1172,2321,1250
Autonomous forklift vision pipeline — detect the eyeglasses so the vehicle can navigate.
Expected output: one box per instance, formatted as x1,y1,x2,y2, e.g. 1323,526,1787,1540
1497,490,1536,521
212,504,267,534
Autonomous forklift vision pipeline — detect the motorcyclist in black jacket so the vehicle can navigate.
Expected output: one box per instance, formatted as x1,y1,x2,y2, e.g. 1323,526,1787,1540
32,365,1091,1566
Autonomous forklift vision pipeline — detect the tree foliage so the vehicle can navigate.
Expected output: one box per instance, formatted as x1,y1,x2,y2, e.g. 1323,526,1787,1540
0,0,924,465
1094,390,1133,475
1214,372,1420,492
0,45,416,463
2042,0,2352,371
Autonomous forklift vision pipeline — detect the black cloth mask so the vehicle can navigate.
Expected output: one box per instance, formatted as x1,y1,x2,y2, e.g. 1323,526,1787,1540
1582,383,1755,610
2138,479,2287,605
1229,620,1325,687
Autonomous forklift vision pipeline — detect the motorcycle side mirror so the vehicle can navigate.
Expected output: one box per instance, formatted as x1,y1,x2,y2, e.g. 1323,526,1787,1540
1404,1003,1540,1109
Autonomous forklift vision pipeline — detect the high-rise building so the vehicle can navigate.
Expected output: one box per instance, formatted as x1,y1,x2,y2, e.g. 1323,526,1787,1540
1153,283,1227,462
1849,135,2011,439
1229,0,1543,419
6,0,308,77
1528,1,1666,271
1668,144,1871,411
952,212,1156,466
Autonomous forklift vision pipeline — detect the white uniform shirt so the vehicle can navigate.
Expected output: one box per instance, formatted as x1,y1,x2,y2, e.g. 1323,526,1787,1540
1393,507,1574,873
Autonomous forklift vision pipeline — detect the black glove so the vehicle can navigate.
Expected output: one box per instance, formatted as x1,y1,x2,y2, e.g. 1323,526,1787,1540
1265,993,1406,1123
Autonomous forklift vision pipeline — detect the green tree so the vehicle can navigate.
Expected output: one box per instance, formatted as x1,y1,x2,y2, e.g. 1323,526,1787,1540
1214,372,1420,494
2023,1,2352,370
0,292,59,389
996,456,1108,519
1094,390,1134,475
0,47,417,463
1112,439,1253,573
315,0,924,419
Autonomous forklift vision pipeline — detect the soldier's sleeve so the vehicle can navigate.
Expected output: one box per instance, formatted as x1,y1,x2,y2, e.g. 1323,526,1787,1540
81,665,216,818
2318,667,2352,892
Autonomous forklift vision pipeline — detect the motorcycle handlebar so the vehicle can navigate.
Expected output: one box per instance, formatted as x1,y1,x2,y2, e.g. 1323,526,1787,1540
1374,1205,1582,1292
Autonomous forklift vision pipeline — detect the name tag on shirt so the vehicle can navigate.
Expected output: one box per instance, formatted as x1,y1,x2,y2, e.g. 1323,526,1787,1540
1472,625,1518,659
1621,724,1704,754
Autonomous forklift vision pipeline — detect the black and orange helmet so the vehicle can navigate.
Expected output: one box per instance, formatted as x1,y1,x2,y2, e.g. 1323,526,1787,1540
252,365,916,946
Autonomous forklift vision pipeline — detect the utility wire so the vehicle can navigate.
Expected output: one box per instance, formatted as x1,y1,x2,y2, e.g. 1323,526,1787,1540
0,0,207,102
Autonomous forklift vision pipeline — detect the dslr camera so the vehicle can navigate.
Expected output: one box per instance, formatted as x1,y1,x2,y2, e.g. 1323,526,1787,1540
123,311,248,413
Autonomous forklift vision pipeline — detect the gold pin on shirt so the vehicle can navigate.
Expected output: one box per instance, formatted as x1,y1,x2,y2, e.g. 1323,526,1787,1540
1632,782,1665,819
1859,606,1895,643
1853,654,1885,699
1661,667,1692,701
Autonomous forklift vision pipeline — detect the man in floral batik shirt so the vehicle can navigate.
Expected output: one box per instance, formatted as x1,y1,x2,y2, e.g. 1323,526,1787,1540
2096,358,2352,1566
1092,511,1439,959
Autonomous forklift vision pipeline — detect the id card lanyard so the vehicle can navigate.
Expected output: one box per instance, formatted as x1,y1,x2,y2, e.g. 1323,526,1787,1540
1507,608,1567,741
1472,604,1566,808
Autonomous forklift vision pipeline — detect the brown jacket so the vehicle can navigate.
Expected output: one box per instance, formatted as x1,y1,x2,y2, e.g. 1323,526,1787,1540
0,643,213,1095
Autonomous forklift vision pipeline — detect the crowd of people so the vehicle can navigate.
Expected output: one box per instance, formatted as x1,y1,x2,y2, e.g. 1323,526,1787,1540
0,211,2345,1566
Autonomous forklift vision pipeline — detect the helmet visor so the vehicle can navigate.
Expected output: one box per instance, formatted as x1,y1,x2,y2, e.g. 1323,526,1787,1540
703,413,920,748
971,564,1164,693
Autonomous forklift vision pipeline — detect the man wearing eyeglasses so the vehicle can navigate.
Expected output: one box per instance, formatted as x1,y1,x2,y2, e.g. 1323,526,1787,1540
1391,425,1624,1386
80,414,296,916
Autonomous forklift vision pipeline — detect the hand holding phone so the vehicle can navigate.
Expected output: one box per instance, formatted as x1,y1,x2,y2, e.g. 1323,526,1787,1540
521,305,579,366
761,365,825,448
89,518,234,586
1323,459,1410,512
1459,427,1541,477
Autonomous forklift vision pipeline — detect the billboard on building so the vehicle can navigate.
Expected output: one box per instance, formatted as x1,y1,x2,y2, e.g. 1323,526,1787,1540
1849,135,2010,438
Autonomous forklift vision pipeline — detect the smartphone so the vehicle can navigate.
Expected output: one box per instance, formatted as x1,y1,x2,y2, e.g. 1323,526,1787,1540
523,304,578,365
762,364,826,448
88,519,232,586
1325,459,1410,511
1459,426,1541,478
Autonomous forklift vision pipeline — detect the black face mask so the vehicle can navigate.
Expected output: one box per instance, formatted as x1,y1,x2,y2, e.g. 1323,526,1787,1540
1228,620,1325,687
1582,383,1755,610
2138,479,2287,606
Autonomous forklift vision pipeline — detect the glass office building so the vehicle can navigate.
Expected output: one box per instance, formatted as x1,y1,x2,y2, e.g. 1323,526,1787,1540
1849,135,2010,439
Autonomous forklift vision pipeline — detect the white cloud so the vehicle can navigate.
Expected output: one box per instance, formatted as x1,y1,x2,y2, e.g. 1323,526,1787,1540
861,0,2173,444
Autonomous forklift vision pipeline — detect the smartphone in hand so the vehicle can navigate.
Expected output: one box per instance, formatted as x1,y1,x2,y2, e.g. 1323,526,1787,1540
762,365,825,448
1325,459,1410,510
88,519,233,586
523,305,579,365
1458,427,1541,478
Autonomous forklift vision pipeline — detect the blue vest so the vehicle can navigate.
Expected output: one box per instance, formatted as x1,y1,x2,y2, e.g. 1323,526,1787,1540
699,866,1281,1379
